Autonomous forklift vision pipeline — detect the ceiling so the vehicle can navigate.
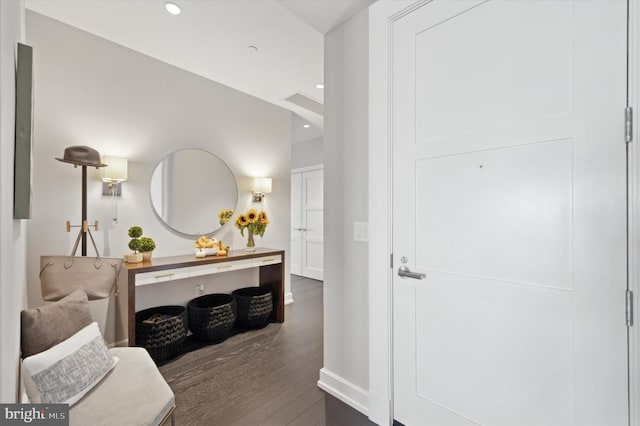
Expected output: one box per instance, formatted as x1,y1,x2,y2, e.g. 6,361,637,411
25,0,374,143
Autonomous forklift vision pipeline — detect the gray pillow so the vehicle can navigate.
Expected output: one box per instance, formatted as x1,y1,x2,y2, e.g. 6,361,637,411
21,289,92,357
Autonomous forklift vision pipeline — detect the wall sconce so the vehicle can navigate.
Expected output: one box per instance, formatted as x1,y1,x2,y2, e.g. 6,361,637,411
252,177,272,202
101,155,128,222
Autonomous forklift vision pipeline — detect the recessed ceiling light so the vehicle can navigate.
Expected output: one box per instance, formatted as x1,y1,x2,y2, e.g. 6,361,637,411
247,45,259,54
165,2,181,15
315,83,324,89
303,124,311,128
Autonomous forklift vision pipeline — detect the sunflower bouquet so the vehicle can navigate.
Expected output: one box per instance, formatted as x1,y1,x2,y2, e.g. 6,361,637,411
235,209,269,250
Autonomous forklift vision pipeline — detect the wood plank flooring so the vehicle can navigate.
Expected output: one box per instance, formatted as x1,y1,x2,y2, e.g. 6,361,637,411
159,275,375,426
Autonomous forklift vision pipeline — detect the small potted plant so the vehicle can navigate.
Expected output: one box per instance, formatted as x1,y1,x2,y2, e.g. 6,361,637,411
125,226,144,263
138,237,156,261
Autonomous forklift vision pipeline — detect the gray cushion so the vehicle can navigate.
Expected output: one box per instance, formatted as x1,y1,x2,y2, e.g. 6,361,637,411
21,289,92,357
70,347,175,426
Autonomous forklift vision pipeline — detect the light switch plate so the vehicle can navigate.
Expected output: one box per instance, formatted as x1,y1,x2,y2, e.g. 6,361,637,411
354,222,369,242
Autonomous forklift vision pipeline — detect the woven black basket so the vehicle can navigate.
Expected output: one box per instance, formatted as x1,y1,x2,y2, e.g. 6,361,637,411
135,305,187,362
232,287,273,329
187,293,236,343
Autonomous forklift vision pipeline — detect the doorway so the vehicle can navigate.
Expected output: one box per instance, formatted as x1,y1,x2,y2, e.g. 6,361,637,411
381,0,630,424
291,166,324,281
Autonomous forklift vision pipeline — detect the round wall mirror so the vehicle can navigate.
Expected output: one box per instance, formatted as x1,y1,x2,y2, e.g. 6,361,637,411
150,149,238,236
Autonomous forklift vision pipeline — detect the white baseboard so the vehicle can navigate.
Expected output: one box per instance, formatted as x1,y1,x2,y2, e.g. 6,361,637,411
317,368,369,417
285,292,294,305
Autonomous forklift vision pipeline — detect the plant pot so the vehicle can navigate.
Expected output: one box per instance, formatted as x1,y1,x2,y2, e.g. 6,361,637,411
142,251,153,261
124,253,143,263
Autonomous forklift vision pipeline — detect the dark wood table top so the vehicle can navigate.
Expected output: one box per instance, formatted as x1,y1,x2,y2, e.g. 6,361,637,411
123,248,284,274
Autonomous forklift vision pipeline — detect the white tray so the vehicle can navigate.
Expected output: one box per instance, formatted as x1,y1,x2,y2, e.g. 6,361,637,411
195,247,218,257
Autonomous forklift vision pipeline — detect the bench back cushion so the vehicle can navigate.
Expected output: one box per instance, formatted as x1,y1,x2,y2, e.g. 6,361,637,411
21,289,92,357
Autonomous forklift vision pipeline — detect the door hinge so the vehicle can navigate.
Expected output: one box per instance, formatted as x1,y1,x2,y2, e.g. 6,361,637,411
625,107,633,143
390,253,393,269
626,289,634,327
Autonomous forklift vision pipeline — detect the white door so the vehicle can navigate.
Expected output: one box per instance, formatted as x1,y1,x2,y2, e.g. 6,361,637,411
392,1,628,425
291,172,303,276
291,168,324,280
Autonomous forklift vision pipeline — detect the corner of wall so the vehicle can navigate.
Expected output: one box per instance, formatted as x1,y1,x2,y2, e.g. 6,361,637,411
322,4,372,418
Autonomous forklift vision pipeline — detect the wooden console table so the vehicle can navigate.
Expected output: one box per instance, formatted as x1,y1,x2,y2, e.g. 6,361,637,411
125,248,285,346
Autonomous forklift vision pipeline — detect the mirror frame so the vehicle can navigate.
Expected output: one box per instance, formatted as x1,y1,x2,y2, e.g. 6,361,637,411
149,148,238,237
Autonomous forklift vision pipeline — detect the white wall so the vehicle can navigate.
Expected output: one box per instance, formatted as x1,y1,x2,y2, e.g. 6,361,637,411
320,8,370,414
292,137,323,169
25,12,292,345
0,0,27,403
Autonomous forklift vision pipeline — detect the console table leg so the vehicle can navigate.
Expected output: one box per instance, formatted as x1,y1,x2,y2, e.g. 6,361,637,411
259,262,285,322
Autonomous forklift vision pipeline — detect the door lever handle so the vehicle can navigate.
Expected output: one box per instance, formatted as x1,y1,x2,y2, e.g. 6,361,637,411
398,265,426,280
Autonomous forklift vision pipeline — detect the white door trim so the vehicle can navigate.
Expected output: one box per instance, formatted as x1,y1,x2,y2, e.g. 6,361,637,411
291,164,323,174
368,2,421,425
628,1,639,424
369,1,638,425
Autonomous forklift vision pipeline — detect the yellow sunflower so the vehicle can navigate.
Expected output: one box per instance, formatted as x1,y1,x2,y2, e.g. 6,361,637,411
258,211,269,225
236,214,249,228
246,209,258,223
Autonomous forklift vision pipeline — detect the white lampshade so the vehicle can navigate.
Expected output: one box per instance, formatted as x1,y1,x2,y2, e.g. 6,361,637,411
101,156,128,182
253,177,272,194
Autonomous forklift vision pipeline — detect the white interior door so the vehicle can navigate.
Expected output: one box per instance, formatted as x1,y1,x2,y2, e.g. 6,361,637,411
291,172,303,276
302,169,323,280
392,1,628,425
291,168,324,280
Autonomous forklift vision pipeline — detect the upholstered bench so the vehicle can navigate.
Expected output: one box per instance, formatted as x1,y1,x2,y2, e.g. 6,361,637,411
70,347,174,426
20,289,175,426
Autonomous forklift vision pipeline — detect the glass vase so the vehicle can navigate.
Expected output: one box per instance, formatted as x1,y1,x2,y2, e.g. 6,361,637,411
246,229,256,252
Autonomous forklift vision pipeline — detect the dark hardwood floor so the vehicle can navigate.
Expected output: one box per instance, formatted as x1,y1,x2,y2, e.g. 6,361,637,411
159,275,375,426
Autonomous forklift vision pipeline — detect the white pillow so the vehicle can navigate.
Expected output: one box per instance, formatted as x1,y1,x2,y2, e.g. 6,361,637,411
22,322,118,406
